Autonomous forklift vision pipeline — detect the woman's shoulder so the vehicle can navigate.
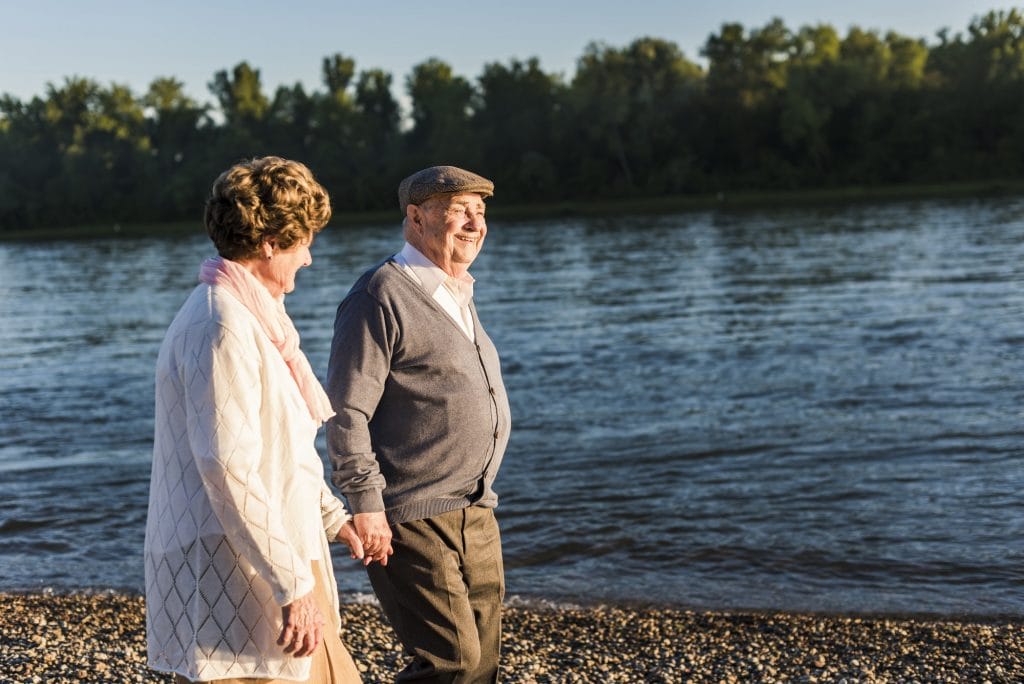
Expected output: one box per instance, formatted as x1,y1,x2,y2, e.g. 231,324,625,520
168,284,261,344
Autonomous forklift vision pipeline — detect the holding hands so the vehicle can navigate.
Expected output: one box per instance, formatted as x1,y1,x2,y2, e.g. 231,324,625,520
353,512,394,566
336,515,393,566
281,516,391,660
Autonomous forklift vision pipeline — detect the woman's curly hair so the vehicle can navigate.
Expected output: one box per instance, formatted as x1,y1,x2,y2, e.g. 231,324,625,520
204,156,332,260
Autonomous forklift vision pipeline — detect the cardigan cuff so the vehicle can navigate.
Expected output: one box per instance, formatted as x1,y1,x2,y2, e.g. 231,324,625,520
323,508,352,541
274,571,316,608
345,489,386,514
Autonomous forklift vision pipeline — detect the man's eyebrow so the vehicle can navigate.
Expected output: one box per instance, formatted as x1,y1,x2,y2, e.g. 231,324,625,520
450,199,485,209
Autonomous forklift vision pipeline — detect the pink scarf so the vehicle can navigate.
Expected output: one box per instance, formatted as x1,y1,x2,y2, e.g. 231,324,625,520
198,257,335,425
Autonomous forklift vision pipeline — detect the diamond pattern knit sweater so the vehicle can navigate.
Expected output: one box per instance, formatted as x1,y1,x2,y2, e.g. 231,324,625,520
145,283,351,681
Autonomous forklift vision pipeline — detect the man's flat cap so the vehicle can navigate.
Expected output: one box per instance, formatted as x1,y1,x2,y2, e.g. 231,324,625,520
398,165,494,212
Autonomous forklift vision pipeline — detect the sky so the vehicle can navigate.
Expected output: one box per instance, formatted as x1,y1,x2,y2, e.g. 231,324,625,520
0,0,1007,108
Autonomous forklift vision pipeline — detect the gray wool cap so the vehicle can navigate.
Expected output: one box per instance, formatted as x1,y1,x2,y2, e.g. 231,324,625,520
398,165,494,212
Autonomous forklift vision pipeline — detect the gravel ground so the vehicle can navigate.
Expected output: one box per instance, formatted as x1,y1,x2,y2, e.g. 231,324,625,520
1,592,1022,683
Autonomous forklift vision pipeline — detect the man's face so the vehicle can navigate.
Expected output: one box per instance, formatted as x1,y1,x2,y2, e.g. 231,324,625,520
412,192,487,276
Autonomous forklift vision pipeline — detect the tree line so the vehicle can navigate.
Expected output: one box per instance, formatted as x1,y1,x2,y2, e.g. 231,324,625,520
2,10,1024,232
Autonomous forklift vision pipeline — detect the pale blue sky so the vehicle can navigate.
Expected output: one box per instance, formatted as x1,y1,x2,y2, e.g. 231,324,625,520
0,1,1005,107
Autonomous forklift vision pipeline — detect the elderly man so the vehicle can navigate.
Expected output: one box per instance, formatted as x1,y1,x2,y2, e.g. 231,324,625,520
326,165,511,683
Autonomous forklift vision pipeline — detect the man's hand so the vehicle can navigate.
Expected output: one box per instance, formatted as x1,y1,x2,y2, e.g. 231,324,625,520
354,511,394,566
335,521,365,561
279,591,324,657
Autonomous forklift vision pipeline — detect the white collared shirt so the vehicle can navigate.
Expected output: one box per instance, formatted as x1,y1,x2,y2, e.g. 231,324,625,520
394,242,476,341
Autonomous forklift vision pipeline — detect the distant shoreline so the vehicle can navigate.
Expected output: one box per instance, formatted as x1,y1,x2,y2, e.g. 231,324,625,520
4,591,1022,682
4,178,1023,243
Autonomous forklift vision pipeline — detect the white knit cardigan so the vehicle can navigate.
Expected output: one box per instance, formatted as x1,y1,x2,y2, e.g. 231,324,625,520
145,283,351,682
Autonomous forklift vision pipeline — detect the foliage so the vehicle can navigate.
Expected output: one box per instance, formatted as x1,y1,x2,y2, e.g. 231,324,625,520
2,11,1023,232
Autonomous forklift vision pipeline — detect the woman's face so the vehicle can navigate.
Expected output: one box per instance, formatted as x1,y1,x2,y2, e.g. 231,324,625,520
251,236,313,298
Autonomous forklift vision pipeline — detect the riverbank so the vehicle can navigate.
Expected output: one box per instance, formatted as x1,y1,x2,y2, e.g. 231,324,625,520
2,592,1021,683
4,178,1024,242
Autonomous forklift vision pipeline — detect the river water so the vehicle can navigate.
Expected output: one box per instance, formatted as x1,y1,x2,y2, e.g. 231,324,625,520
1,198,1022,617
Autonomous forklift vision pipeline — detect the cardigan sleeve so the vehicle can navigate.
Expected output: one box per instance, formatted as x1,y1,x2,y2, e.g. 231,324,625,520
325,288,392,514
184,322,315,607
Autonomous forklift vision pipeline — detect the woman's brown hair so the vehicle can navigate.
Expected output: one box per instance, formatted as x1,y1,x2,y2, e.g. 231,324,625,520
204,156,331,260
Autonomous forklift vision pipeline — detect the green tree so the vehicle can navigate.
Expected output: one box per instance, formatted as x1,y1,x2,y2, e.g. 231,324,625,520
7,12,1024,233
473,58,566,200
703,18,793,106
569,38,704,195
700,19,797,186
826,28,918,182
779,24,842,175
405,58,475,166
322,54,357,105
35,78,151,223
355,68,400,150
209,62,269,126
208,62,270,157
309,54,363,208
927,10,1024,176
267,82,315,159
350,68,402,208
0,95,57,228
143,77,211,218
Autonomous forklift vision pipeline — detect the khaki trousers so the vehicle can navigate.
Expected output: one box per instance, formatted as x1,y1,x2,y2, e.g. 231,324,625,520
367,506,505,684
176,560,361,684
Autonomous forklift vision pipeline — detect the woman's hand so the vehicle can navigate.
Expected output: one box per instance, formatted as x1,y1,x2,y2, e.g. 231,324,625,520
278,591,324,657
336,521,365,561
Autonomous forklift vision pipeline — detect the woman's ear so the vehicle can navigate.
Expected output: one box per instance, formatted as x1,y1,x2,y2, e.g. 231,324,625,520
260,239,275,260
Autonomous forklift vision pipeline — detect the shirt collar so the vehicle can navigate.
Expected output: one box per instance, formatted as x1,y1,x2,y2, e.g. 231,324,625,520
398,243,475,302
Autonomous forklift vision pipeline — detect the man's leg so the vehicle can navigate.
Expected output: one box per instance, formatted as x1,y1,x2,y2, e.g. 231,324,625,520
367,507,504,684
461,506,504,682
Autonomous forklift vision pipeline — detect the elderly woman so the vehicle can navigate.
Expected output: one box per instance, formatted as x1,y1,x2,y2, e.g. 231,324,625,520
145,157,363,683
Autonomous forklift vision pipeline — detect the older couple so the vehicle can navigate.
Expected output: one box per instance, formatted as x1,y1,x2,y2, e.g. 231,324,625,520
145,158,511,684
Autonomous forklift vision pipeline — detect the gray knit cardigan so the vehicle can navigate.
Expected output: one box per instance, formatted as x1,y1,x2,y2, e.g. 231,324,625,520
325,259,511,525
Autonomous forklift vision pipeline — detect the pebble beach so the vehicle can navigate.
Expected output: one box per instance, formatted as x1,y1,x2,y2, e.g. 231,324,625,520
2,592,1022,683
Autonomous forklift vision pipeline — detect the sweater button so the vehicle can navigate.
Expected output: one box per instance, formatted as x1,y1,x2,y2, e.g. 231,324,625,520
488,387,496,395
493,430,500,439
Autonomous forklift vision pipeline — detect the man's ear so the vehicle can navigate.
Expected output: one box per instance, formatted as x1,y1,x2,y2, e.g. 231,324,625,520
406,204,424,232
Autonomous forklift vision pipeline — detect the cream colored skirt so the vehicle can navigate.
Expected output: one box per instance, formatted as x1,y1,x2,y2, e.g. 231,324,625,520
176,560,362,684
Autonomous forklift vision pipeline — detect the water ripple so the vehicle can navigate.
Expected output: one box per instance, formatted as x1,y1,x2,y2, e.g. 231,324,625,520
2,199,1024,614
